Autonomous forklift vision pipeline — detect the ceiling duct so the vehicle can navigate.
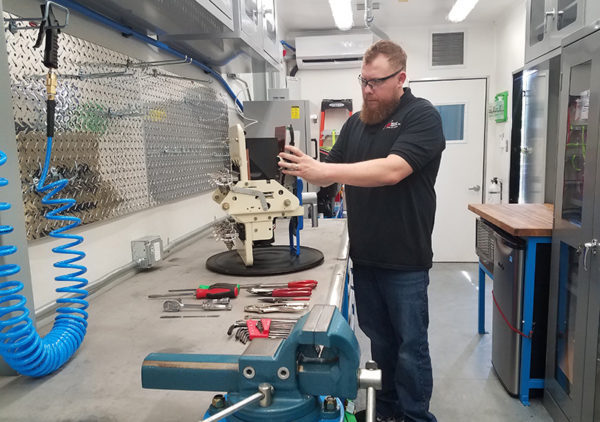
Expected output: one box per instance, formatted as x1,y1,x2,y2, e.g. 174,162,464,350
364,0,389,40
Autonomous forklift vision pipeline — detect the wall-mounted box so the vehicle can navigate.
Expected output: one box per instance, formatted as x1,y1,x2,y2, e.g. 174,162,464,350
132,236,163,269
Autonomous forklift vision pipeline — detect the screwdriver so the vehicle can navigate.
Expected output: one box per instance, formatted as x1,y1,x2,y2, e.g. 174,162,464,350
162,283,239,299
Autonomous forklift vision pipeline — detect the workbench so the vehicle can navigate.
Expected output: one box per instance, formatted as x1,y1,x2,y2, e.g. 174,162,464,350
468,203,553,406
0,219,350,421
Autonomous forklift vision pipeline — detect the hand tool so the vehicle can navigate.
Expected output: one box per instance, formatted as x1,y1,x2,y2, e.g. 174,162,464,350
162,299,232,312
247,287,312,297
241,280,318,290
160,315,220,319
149,283,239,299
228,318,294,344
244,303,308,314
257,297,310,303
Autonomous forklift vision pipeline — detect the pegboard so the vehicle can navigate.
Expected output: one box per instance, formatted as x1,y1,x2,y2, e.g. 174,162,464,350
4,13,230,240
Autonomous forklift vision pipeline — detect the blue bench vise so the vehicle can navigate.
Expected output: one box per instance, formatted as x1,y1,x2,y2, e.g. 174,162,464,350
142,305,380,422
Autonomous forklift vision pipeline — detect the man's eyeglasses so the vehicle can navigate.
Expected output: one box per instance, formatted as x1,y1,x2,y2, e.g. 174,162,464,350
358,69,403,89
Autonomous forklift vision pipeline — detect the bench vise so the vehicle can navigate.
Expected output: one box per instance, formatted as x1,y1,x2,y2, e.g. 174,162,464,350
142,305,381,422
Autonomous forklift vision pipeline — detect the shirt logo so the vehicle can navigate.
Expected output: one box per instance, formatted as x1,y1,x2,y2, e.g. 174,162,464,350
384,120,401,130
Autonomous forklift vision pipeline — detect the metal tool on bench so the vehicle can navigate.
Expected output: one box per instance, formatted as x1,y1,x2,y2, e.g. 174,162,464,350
241,280,318,290
258,297,310,303
244,303,308,314
148,283,239,300
228,318,297,344
162,299,232,312
142,304,382,422
248,287,312,297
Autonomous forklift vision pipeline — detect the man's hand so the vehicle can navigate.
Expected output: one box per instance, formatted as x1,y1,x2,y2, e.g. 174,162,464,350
278,145,334,187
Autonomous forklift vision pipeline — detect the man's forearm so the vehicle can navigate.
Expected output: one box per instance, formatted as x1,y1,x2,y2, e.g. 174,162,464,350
278,146,413,188
318,156,413,187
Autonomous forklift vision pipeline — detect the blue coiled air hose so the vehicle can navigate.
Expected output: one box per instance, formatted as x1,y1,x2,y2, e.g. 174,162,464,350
0,3,89,377
0,136,89,377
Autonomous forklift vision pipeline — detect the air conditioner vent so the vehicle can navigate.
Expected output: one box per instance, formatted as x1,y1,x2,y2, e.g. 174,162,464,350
295,33,373,70
431,32,464,66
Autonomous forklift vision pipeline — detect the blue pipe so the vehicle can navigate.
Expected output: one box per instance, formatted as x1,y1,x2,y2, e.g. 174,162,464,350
280,40,296,52
51,0,244,111
0,138,89,377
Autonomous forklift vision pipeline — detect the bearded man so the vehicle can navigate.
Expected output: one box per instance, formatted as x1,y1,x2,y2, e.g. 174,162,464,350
278,40,445,422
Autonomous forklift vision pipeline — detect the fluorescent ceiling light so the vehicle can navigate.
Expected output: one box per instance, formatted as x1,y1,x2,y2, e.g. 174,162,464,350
447,0,479,22
329,0,353,31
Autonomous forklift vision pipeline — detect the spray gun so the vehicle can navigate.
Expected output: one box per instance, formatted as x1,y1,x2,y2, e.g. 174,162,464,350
34,1,62,139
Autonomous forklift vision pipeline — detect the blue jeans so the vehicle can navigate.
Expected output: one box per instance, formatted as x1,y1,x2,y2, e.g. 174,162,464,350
353,264,436,422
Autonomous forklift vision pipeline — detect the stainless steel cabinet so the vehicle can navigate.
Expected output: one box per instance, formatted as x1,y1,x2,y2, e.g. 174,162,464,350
526,0,585,63
261,0,280,62
509,55,561,204
50,0,280,73
544,25,600,422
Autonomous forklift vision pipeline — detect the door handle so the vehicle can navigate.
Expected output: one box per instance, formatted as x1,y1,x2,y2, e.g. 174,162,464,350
468,185,481,192
583,239,598,272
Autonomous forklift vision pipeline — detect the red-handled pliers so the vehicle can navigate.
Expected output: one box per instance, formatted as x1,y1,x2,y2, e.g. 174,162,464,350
242,280,317,290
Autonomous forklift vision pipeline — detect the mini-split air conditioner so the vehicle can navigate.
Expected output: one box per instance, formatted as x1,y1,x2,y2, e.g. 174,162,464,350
295,33,373,70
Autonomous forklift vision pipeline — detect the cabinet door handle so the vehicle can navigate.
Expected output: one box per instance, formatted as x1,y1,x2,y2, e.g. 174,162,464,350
544,8,556,33
583,239,598,272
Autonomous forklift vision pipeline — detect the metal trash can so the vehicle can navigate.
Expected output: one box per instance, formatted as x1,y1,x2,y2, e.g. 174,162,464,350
491,229,526,396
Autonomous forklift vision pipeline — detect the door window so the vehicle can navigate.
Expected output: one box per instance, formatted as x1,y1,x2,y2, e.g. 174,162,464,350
557,0,578,31
435,104,465,142
561,61,591,226
530,0,546,46
555,243,580,396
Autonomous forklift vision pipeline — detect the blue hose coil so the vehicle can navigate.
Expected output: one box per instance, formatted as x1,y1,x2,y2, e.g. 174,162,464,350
0,138,89,377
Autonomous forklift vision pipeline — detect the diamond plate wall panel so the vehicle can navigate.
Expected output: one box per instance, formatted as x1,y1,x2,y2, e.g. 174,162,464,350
4,13,229,239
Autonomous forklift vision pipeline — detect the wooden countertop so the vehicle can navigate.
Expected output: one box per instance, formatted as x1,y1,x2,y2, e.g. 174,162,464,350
468,203,553,237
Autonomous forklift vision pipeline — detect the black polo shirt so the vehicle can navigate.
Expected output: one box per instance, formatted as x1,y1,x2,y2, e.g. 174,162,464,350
326,88,445,270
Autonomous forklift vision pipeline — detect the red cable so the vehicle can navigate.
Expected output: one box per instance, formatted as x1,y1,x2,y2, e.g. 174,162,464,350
491,290,532,339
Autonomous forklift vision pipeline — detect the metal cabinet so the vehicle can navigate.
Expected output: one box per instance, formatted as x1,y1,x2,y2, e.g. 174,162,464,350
260,0,280,62
235,0,261,50
509,54,561,204
526,0,585,63
46,0,280,73
544,25,600,422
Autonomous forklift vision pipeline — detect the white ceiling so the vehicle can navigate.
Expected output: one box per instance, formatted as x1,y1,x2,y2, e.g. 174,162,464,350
277,0,524,35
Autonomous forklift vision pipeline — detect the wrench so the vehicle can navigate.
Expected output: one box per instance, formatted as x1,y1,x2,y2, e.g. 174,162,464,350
163,299,232,312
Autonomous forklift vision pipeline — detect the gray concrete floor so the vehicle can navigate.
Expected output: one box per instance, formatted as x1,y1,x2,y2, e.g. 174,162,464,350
354,262,553,421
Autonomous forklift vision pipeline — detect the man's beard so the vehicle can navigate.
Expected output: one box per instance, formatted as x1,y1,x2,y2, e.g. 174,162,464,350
360,92,402,125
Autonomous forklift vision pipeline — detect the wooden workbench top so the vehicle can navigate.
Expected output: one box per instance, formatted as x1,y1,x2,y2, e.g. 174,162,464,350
468,203,554,237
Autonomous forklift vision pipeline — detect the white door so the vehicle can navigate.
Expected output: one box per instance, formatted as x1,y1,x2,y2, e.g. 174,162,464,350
409,78,487,262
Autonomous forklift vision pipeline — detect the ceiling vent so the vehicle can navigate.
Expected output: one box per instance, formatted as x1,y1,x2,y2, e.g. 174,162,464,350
431,32,464,66
295,33,373,70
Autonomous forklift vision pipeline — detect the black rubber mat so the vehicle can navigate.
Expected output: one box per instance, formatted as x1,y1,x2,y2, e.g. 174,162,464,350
206,245,324,276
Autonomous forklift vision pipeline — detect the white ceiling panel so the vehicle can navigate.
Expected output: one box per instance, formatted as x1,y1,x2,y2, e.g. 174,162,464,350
277,0,523,34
